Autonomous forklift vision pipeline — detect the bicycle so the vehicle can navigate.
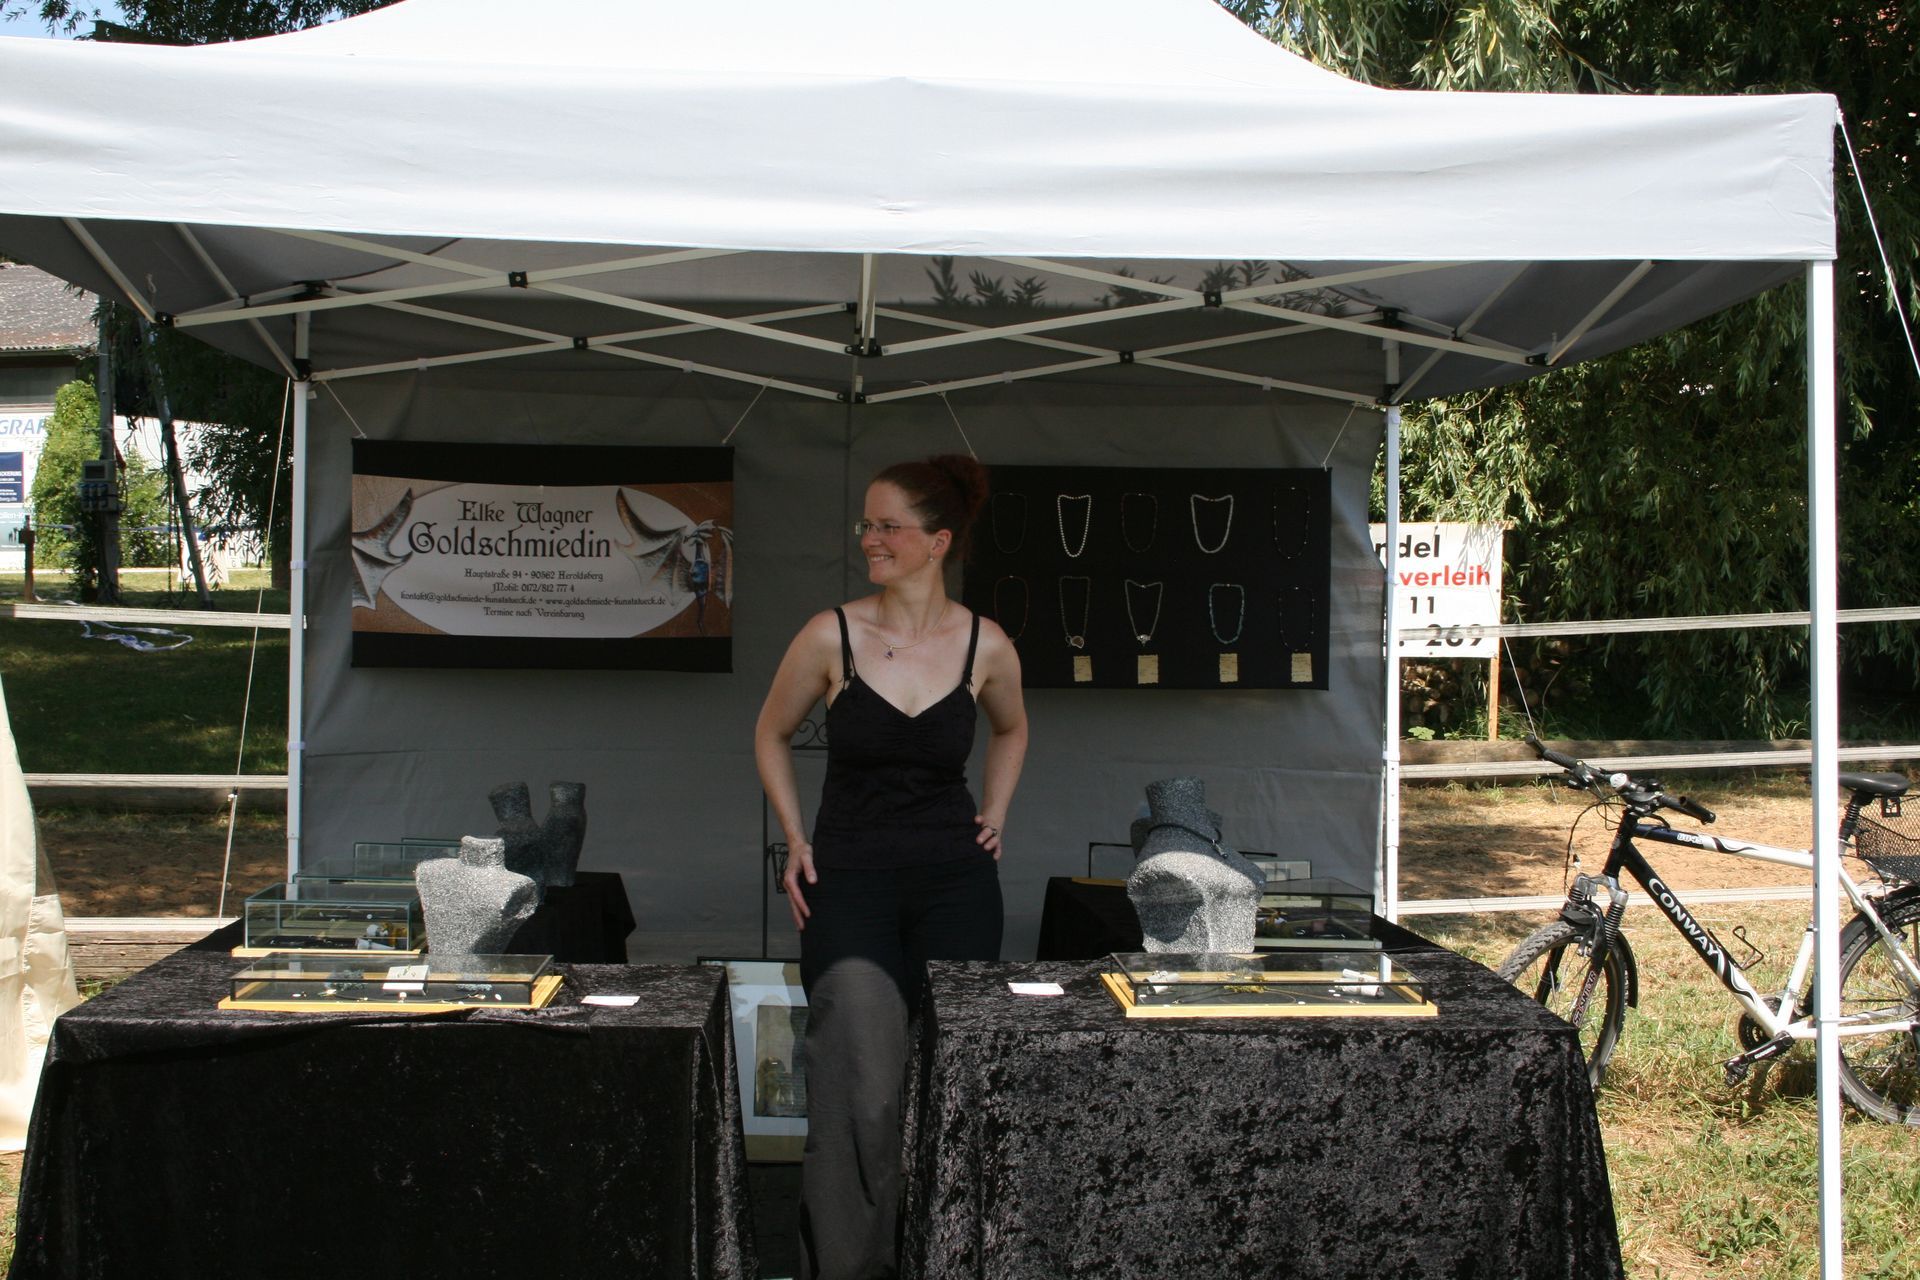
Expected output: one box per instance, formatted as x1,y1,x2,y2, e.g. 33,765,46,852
1495,736,1920,1124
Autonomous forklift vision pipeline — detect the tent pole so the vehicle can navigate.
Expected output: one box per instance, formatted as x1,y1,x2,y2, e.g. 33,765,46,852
1806,259,1842,1280
1381,341,1402,922
287,314,311,883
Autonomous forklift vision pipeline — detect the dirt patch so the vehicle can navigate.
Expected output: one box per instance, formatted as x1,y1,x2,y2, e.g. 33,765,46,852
36,810,285,917
33,772,1886,917
1394,775,1840,901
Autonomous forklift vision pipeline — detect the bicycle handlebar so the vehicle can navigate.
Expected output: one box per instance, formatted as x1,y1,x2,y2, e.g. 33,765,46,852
1524,734,1717,824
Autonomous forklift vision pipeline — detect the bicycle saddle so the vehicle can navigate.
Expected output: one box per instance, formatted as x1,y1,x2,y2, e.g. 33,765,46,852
1840,772,1909,798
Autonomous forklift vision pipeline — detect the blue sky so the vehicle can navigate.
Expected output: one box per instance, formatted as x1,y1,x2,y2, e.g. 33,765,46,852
0,4,128,39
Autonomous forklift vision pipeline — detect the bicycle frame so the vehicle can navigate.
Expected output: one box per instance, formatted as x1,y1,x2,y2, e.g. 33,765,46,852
1592,816,1920,1043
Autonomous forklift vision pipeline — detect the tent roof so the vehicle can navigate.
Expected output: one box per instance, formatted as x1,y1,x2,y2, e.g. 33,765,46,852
0,0,1837,402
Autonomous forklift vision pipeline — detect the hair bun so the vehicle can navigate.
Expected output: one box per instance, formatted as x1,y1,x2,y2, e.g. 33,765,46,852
926,454,990,524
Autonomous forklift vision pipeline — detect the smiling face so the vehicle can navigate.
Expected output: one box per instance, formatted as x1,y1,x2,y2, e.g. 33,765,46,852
861,481,947,584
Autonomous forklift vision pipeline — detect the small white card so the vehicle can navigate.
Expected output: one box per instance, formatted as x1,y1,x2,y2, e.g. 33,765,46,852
1008,981,1065,996
381,963,429,993
581,994,640,1008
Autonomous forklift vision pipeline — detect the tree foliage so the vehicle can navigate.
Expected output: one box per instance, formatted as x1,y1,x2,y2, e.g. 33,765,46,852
30,380,171,594
1230,1,1920,736
31,1,390,41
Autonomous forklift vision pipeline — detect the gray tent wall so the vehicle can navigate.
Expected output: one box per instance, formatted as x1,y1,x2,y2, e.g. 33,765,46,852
302,368,1383,958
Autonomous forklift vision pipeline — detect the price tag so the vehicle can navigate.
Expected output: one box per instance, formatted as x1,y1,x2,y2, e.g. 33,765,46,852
1008,981,1065,996
582,994,640,1008
381,963,429,993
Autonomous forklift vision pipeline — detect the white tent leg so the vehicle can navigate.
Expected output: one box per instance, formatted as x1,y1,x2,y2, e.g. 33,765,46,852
1806,260,1842,1279
1381,341,1402,922
287,315,310,883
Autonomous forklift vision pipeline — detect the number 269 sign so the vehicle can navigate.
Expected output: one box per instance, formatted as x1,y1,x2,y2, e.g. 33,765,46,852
1367,522,1504,657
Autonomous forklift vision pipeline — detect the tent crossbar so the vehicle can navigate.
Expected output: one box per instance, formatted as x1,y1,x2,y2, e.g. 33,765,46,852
63,218,157,323
1135,357,1377,406
1547,260,1654,365
591,344,840,400
872,305,1335,363
175,275,503,327
1138,318,1351,359
532,281,851,356
862,356,1115,403
173,223,297,379
882,296,1200,357
1228,299,1536,366
1218,261,1470,302
1391,265,1530,403
314,300,847,381
979,257,1202,301
278,227,738,282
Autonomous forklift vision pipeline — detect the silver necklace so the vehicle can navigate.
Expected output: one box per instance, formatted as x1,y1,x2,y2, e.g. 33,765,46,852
1123,579,1164,647
991,493,1027,555
1056,494,1092,559
1190,493,1233,554
1208,583,1245,645
1279,585,1315,648
876,597,949,660
993,575,1029,643
1120,493,1158,554
1057,576,1091,649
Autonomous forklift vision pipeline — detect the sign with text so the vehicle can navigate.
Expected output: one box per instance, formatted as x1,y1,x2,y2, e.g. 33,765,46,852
0,452,23,505
1369,521,1503,657
350,441,733,670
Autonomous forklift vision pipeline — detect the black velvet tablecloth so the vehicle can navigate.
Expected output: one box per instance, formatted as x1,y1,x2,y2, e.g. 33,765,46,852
9,952,754,1280
902,945,1623,1280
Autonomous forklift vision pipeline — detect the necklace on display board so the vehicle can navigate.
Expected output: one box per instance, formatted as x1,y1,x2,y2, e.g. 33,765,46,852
1056,494,1092,559
993,575,1030,643
1123,579,1164,647
1207,582,1245,646
1120,493,1158,555
991,493,1027,555
1057,575,1091,650
1190,493,1234,554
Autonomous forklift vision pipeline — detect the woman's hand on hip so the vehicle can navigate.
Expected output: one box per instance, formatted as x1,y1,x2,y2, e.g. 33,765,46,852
782,840,817,930
974,815,1004,861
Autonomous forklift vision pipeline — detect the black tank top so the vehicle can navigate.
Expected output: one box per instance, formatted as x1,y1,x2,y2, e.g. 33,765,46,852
810,607,984,869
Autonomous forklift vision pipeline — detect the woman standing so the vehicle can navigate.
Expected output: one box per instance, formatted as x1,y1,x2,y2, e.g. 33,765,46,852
755,454,1027,1280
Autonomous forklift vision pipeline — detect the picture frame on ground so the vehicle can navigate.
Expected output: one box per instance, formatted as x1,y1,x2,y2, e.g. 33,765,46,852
701,957,808,1162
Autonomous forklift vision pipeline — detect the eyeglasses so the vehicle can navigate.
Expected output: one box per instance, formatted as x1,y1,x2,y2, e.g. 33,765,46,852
853,519,926,538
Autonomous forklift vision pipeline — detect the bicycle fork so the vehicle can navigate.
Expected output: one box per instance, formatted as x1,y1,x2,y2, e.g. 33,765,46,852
1563,874,1631,1026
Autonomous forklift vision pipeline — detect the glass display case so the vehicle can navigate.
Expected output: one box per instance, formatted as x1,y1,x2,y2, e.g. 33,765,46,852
1100,950,1434,1018
241,881,426,954
1254,876,1378,950
294,840,457,884
222,954,561,1011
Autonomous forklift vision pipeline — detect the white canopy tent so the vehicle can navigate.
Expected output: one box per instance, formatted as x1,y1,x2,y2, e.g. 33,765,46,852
0,0,1852,1268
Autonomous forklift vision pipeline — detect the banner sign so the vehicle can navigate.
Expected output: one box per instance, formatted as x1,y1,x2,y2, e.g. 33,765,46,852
0,452,22,505
350,442,733,671
1369,521,1503,657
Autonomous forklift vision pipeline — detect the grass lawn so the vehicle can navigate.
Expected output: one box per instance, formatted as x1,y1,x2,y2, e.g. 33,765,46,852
0,569,289,774
1430,905,1920,1280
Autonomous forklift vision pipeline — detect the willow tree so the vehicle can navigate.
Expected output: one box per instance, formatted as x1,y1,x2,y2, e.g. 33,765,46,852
1224,1,1919,737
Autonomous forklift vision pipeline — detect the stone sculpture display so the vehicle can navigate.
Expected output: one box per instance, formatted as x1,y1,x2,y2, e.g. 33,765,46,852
415,835,539,962
489,780,589,892
1125,777,1263,953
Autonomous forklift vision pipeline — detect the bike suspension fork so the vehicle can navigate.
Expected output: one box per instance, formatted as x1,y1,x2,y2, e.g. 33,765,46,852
1572,878,1631,1023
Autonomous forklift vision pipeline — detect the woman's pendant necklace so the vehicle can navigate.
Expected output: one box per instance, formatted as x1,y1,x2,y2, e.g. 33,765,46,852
879,598,949,659
991,493,1028,555
1120,493,1158,555
1056,494,1093,559
1057,576,1092,649
1123,579,1164,647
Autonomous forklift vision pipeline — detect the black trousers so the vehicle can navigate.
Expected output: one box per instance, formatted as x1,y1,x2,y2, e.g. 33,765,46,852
797,854,1003,1280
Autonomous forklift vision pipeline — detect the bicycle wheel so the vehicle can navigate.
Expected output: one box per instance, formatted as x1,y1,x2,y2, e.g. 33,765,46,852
1497,921,1630,1088
1836,891,1920,1124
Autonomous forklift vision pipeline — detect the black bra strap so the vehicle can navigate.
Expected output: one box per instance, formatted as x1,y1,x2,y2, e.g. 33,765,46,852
962,611,982,688
834,607,856,682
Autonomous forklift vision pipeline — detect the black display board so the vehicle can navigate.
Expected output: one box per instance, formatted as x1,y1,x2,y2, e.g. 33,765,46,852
961,466,1330,690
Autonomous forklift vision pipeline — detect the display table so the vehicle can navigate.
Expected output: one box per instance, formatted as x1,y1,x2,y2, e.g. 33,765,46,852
902,945,1623,1280
9,951,755,1280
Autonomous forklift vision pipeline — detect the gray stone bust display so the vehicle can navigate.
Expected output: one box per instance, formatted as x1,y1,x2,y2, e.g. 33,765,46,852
415,835,539,962
489,780,589,892
1125,777,1263,953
